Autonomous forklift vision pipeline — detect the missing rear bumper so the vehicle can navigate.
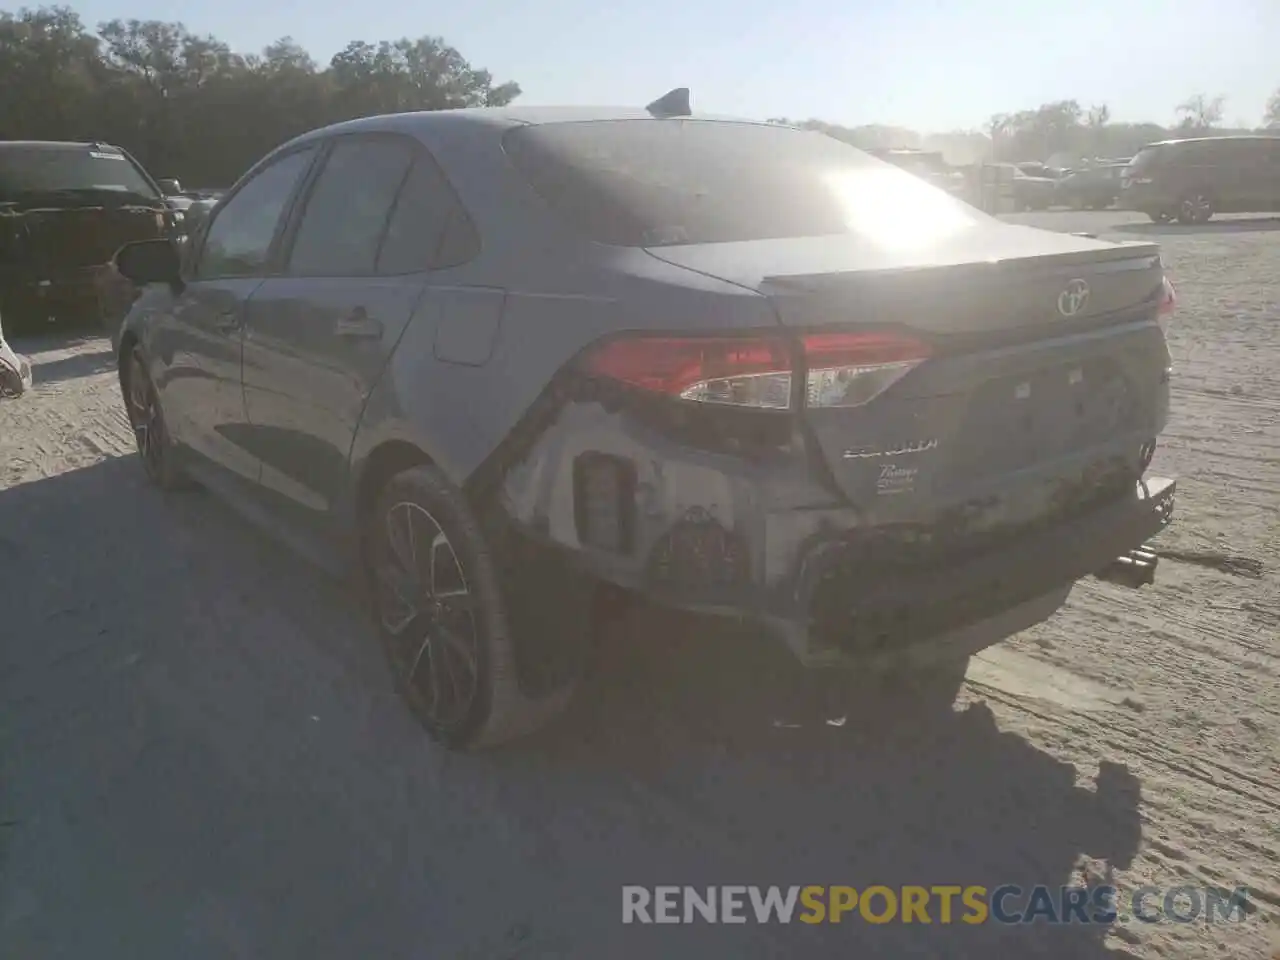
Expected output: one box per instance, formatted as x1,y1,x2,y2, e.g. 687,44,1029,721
776,476,1176,668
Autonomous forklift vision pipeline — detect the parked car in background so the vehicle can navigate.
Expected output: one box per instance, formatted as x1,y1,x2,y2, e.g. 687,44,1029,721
0,140,183,333
995,163,1057,210
1015,161,1069,182
112,96,1178,750
156,180,224,213
156,177,191,209
866,147,968,198
1120,135,1280,223
1055,162,1128,210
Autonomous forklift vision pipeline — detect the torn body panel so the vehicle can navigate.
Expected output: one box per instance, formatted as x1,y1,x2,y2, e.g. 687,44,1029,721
490,380,1175,670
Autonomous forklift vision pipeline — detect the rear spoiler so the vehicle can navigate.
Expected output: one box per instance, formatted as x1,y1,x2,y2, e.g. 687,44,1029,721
762,242,1163,293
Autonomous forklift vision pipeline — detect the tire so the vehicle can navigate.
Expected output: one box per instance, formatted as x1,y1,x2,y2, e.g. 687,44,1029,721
368,465,576,749
1149,211,1172,223
122,344,187,490
1177,191,1214,224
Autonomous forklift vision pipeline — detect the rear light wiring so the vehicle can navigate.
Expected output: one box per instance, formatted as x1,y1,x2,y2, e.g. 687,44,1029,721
801,332,932,409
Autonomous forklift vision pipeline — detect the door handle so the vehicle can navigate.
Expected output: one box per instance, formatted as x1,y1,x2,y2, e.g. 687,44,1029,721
214,310,242,333
333,308,383,340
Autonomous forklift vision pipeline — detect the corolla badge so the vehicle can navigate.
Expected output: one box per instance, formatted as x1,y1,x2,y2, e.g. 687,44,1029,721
841,438,939,460
1057,279,1090,317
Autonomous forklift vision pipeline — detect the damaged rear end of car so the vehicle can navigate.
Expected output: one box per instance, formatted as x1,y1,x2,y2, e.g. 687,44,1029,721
479,116,1178,673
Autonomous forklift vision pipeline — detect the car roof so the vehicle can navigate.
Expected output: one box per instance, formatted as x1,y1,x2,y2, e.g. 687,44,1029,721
1142,135,1280,149
0,140,122,151
281,106,775,152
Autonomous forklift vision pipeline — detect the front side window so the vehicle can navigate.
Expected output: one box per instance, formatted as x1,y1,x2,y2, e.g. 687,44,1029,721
197,147,316,280
286,137,415,277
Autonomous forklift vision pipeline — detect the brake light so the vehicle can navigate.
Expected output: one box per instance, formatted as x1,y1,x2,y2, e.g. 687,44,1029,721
581,335,793,408
1158,276,1176,316
581,330,931,410
803,332,932,408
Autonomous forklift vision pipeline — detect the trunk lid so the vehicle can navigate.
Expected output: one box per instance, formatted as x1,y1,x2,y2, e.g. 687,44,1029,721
650,228,1170,524
647,227,1163,334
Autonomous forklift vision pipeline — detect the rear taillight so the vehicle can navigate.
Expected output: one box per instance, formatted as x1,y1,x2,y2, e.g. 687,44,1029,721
581,330,930,410
1158,276,1176,316
802,332,932,408
581,335,793,409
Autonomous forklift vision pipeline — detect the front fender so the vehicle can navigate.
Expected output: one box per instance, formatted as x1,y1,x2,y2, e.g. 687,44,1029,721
113,283,173,359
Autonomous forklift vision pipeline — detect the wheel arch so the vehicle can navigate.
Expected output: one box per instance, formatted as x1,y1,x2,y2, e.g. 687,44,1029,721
116,329,140,393
353,438,437,532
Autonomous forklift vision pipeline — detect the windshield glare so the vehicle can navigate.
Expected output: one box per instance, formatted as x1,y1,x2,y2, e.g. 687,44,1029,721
0,147,159,201
504,120,983,250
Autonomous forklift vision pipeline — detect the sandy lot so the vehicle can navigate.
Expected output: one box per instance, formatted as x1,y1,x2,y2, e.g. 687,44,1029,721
1,210,1277,959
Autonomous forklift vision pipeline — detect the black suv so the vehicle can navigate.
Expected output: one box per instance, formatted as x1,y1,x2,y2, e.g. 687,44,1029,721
1121,135,1280,224
0,140,181,332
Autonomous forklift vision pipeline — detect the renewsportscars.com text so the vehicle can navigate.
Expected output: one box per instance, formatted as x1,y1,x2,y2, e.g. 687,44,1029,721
621,885,1251,925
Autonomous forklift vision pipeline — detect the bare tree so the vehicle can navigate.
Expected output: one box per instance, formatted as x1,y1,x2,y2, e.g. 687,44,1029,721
984,113,1010,159
1175,94,1225,131
1265,88,1280,129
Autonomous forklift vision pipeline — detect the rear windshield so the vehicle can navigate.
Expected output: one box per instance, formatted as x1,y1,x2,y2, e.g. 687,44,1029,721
0,146,159,201
503,120,982,247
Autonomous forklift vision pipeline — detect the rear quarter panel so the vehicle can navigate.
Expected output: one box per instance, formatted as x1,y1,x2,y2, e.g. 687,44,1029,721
348,117,783,495
349,246,776,494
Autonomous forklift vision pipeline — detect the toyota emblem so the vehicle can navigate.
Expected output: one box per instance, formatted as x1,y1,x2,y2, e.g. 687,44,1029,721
1057,279,1090,317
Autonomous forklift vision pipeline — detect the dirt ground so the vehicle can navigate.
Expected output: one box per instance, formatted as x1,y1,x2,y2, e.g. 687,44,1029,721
1,210,1277,959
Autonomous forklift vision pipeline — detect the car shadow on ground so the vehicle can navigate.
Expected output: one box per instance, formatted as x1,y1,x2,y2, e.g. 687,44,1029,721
22,347,116,385
1115,216,1280,237
0,457,1145,960
1,323,107,352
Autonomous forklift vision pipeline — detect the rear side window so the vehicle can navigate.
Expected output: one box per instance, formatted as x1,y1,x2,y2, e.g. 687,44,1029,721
286,137,414,276
504,119,981,247
377,154,480,274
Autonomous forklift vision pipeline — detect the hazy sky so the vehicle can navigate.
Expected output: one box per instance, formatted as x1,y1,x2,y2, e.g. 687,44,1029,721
69,0,1278,130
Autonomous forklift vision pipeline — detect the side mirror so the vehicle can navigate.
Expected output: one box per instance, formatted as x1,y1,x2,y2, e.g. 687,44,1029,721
184,200,213,230
155,178,182,196
115,239,183,288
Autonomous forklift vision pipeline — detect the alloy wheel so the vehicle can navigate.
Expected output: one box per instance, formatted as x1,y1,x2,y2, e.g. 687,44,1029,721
375,500,481,731
1180,194,1212,224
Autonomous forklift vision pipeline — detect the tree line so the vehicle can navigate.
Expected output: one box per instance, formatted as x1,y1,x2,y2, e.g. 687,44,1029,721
4,5,1280,187
0,5,520,186
779,94,1280,167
